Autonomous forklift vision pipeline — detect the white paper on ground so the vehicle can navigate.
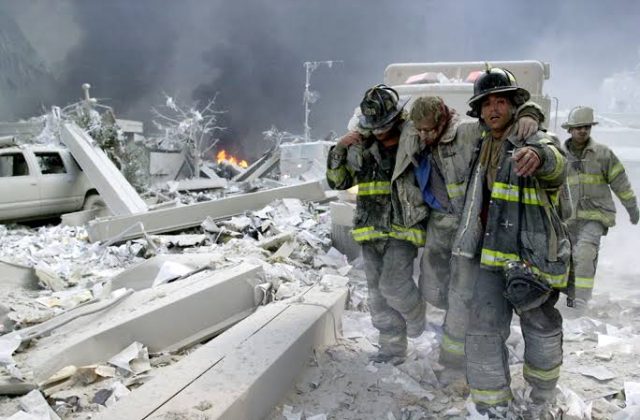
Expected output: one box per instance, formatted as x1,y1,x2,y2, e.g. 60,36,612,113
0,333,21,365
578,365,617,381
108,342,150,373
152,261,193,287
624,381,640,405
15,389,61,420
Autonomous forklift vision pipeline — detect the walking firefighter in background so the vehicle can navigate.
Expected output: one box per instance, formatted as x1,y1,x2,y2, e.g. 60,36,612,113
326,84,427,365
560,106,639,305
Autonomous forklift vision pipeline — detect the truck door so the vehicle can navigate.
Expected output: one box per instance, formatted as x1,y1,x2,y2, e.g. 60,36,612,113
0,151,41,220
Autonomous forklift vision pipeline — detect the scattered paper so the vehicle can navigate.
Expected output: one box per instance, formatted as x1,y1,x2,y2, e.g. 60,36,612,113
624,381,640,406
13,389,61,420
0,333,21,365
579,365,617,381
108,342,151,374
152,261,193,287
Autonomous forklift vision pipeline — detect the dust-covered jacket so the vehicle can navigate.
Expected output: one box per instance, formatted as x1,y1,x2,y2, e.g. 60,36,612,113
561,137,638,227
452,128,570,288
394,110,485,217
326,121,428,246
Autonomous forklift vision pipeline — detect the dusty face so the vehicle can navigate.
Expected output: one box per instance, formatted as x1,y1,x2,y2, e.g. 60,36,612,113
480,94,515,136
414,116,442,146
569,125,592,145
372,120,397,142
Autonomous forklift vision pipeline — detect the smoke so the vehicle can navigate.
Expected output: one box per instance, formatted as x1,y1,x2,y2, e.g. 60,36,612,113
2,0,640,158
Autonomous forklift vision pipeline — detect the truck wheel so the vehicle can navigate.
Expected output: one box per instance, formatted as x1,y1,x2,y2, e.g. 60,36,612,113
83,194,106,211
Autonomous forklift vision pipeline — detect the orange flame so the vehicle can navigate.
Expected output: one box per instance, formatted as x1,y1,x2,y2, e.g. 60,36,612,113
216,150,248,168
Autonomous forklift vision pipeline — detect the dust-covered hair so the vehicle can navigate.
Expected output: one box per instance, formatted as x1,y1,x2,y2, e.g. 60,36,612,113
410,96,446,124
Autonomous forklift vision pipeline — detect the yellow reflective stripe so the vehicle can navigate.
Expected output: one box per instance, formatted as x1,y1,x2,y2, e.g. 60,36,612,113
538,145,565,181
352,227,388,242
523,363,560,382
442,333,465,356
357,181,391,196
576,210,612,225
609,162,624,180
567,173,606,185
470,388,513,406
575,276,594,289
491,182,542,205
480,249,568,288
480,249,519,267
619,190,636,201
446,182,466,199
352,225,426,245
389,224,426,246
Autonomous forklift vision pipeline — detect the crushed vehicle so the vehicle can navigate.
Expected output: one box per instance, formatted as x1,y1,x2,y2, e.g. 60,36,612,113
0,138,102,222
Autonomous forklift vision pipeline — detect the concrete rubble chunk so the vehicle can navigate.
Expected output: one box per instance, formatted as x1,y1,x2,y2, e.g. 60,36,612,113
3,263,263,392
0,259,38,291
86,180,327,243
60,121,148,216
95,281,348,420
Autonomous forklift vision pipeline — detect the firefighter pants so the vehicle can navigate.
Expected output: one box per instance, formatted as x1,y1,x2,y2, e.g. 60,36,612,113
465,266,563,410
362,238,423,358
568,220,605,301
419,212,458,309
439,255,478,368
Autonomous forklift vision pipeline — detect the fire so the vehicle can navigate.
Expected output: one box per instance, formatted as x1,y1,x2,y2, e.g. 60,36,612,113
216,150,248,168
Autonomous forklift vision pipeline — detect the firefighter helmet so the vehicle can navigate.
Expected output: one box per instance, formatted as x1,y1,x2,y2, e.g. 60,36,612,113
358,84,408,130
502,260,552,314
561,106,599,129
467,66,530,118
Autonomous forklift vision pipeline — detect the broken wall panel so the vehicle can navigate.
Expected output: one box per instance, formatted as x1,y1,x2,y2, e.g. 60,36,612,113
60,122,148,216
15,262,263,387
86,180,327,243
96,282,347,420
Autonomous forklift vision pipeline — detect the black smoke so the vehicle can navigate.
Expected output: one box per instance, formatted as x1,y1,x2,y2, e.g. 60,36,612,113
2,0,640,158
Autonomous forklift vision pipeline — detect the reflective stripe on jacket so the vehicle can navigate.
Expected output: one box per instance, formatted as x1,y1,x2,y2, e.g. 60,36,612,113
453,130,570,288
393,112,482,218
326,122,427,246
561,137,638,228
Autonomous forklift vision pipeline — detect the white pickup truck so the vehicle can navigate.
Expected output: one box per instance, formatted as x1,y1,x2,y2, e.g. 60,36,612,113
0,141,100,222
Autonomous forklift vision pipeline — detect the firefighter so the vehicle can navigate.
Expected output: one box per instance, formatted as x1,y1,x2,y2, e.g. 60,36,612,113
451,67,569,418
403,96,542,383
561,106,639,305
326,84,427,364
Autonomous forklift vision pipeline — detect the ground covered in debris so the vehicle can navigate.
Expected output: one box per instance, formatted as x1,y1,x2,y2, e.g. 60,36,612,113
1,196,640,419
266,211,640,420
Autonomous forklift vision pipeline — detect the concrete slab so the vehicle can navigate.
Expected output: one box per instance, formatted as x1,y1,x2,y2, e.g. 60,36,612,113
108,253,216,291
12,263,263,388
0,259,38,291
96,281,347,420
60,122,148,216
60,207,111,227
233,148,280,182
86,181,327,243
330,201,360,261
173,177,227,191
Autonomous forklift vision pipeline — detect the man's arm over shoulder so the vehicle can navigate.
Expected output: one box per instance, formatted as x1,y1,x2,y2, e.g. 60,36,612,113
326,132,362,190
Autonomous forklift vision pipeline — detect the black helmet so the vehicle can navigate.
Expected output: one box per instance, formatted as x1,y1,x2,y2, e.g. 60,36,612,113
467,66,530,118
502,261,552,314
358,84,408,130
